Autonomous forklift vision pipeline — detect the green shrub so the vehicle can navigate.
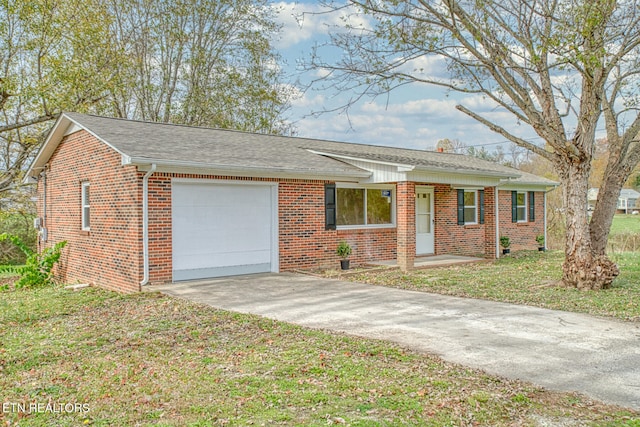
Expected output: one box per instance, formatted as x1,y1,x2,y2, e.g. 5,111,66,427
0,233,66,289
0,210,37,265
336,240,352,259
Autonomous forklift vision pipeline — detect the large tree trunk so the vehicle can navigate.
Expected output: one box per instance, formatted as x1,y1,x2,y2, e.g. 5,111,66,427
560,161,619,290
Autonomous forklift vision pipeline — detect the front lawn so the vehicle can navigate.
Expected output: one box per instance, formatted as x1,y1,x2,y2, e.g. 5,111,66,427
349,251,640,321
1,286,637,426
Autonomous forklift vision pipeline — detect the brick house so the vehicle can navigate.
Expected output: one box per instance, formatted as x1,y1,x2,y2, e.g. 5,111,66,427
25,113,557,293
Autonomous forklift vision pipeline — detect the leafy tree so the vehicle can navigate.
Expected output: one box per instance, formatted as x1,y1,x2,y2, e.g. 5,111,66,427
0,0,128,192
0,0,293,193
310,0,640,289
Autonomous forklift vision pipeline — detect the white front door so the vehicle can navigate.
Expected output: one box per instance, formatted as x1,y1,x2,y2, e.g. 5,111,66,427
416,188,434,255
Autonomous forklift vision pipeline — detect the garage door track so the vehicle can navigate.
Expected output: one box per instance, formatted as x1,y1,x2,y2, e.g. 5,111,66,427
152,273,640,411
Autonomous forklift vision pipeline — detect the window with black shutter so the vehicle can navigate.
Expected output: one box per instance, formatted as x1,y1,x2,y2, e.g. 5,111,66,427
528,191,535,222
457,189,482,225
478,190,485,224
325,183,336,230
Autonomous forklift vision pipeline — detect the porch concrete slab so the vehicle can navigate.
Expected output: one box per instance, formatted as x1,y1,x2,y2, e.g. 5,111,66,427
150,273,640,411
370,255,483,268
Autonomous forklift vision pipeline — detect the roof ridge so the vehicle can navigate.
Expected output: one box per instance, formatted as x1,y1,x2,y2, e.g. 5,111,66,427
63,112,476,156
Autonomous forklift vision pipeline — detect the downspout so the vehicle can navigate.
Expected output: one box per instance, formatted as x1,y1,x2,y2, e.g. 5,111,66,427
42,165,48,243
544,191,548,251
495,186,500,258
140,164,157,288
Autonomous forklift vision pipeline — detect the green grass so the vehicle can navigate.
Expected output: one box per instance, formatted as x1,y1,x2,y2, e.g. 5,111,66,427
608,215,640,252
349,251,640,321
1,285,637,426
610,214,640,235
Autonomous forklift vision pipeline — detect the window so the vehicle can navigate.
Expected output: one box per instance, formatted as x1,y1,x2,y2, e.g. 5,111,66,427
463,191,477,224
81,182,90,231
457,189,484,225
511,191,535,223
336,186,393,227
516,192,527,222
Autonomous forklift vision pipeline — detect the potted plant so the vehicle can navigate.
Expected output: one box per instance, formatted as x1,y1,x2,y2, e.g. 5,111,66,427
536,234,545,251
336,240,352,270
500,236,511,255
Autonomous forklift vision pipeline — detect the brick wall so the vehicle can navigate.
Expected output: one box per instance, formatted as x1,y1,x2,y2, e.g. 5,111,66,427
497,190,545,251
396,181,416,270
39,130,142,293
146,178,398,282
433,184,496,258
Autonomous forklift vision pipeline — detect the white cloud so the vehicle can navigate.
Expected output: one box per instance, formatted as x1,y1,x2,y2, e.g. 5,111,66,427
272,1,371,49
396,55,451,81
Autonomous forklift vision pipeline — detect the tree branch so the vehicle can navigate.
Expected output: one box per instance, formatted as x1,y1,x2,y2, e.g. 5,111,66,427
0,114,57,134
455,104,552,160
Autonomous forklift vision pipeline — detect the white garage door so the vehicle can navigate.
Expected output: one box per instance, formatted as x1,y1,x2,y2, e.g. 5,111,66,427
172,181,278,281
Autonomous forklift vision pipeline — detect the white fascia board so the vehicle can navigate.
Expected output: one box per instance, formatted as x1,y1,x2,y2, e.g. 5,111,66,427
413,165,516,179
499,180,559,192
127,157,371,181
307,149,416,171
309,149,519,181
24,115,67,182
407,170,503,187
24,113,129,183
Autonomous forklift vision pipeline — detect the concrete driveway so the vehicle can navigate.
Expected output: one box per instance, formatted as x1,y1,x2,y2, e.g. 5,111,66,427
152,273,640,411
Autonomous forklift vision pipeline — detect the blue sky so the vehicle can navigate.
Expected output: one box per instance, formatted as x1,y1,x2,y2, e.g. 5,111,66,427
271,1,546,152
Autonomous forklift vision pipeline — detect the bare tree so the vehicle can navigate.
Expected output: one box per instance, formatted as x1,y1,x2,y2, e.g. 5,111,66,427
435,138,466,152
309,0,640,290
108,0,293,134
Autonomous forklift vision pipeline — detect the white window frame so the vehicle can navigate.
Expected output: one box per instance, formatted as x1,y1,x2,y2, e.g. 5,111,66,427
516,191,528,223
463,190,478,225
336,183,395,229
81,181,90,231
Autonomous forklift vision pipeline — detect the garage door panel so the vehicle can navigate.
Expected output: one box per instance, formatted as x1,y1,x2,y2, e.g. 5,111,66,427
172,182,276,281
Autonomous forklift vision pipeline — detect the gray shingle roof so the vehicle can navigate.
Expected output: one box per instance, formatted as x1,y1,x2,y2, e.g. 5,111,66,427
64,113,366,177
55,112,555,185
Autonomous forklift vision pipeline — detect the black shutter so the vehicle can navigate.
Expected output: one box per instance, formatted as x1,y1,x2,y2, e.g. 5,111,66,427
529,191,535,222
325,184,336,230
478,190,485,224
457,189,465,225
511,191,518,223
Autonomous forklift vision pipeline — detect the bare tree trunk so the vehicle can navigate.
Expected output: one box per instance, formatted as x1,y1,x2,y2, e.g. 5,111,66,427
590,172,625,255
561,162,619,290
590,138,640,255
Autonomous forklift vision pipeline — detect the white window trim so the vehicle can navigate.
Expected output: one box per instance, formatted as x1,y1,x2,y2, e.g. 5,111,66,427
81,181,90,231
463,189,478,225
516,191,528,223
336,183,396,229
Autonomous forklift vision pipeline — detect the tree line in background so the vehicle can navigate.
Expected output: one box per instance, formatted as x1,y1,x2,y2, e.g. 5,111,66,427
0,0,294,193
